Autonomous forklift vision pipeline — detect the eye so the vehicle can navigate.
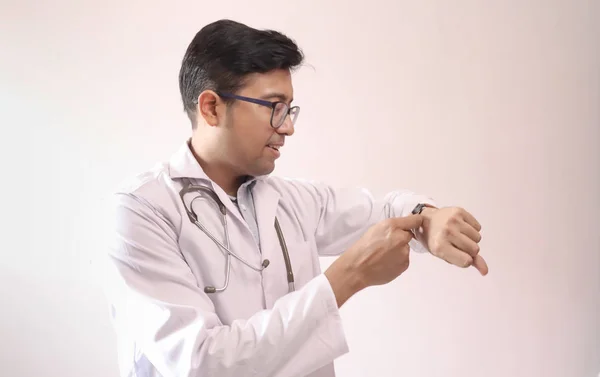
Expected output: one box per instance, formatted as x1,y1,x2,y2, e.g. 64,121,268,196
273,102,288,116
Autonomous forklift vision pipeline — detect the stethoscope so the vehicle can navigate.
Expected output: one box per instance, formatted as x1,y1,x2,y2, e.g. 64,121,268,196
179,183,295,294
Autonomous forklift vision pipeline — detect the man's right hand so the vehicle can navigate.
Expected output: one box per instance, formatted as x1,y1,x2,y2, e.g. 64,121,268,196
324,214,424,307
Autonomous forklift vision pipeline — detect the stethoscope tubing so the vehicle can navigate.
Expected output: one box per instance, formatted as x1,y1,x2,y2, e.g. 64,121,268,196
190,217,269,273
179,182,293,294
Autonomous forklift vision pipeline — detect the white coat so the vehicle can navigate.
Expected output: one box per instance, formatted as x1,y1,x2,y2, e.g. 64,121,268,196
102,141,436,377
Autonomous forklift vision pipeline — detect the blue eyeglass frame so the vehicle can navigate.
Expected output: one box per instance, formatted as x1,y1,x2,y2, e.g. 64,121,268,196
217,92,300,129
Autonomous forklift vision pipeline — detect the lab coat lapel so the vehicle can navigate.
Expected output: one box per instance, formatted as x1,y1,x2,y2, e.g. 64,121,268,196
251,180,281,248
251,179,286,304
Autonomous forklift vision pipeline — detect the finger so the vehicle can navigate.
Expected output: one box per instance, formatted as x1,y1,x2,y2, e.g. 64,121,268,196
436,243,473,268
399,229,416,244
472,254,489,276
459,220,482,243
459,209,481,232
449,230,480,257
392,214,424,231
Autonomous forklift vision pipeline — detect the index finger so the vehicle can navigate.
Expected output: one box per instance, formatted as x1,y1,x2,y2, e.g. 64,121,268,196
391,214,424,231
460,209,481,232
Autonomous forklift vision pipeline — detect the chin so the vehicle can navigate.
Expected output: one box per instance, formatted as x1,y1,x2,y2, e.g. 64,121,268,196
250,162,276,177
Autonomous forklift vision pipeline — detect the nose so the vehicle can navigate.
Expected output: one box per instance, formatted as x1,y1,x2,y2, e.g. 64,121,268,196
276,114,295,136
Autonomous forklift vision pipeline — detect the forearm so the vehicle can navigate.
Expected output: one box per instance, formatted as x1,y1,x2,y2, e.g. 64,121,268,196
199,275,347,375
269,177,437,256
324,254,367,307
313,186,437,256
117,274,349,377
106,194,349,377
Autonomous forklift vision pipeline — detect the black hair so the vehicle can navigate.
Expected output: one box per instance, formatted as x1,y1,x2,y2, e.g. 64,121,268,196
178,19,304,125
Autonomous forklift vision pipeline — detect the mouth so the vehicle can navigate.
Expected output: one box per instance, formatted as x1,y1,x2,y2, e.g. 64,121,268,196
266,144,282,158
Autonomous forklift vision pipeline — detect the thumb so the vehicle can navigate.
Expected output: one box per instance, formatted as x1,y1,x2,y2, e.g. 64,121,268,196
391,214,424,231
472,254,489,276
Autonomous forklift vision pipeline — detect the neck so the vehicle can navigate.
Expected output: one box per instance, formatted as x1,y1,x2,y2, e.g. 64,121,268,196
189,138,246,196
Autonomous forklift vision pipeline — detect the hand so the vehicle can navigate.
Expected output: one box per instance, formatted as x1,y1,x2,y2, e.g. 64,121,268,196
345,214,425,286
325,214,424,307
418,206,488,275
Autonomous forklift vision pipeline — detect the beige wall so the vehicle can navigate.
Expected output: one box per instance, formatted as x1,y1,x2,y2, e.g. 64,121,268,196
1,0,599,376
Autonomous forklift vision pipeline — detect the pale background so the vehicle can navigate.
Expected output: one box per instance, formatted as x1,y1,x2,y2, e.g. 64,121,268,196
1,0,599,376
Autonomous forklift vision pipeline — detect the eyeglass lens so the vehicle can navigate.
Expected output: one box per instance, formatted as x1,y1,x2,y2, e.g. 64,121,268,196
272,103,299,128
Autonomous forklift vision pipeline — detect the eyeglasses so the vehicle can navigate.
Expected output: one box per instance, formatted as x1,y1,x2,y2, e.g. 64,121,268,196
217,92,300,129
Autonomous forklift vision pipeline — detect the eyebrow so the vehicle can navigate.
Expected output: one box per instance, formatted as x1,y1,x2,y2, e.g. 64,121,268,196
261,92,293,104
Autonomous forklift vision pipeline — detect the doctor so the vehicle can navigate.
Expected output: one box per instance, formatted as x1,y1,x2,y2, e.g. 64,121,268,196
103,19,488,377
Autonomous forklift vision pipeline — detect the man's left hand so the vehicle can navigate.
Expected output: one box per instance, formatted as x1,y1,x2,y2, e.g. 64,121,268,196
417,206,488,276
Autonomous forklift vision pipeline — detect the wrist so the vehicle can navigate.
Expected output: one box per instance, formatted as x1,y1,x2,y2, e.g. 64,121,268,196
324,256,366,308
411,203,436,246
420,206,437,219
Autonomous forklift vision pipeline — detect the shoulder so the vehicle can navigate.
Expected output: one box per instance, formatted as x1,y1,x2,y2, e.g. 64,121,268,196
112,161,171,199
262,175,330,200
104,162,183,232
259,175,333,220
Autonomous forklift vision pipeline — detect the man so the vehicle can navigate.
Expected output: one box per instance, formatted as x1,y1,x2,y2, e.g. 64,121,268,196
103,19,487,377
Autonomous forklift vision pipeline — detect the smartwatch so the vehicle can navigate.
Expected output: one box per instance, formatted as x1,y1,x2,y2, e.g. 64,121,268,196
411,203,427,215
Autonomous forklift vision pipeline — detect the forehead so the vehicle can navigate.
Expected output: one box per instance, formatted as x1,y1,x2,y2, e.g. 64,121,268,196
240,69,294,102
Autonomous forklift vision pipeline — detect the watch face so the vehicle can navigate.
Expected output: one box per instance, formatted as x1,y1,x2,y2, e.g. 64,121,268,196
412,203,425,215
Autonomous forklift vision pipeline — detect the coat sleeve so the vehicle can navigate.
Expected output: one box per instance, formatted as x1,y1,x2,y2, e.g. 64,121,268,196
101,192,349,377
272,178,437,256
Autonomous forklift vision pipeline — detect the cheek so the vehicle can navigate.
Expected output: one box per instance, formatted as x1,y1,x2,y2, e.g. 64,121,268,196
231,110,273,154
240,127,271,150
227,125,258,159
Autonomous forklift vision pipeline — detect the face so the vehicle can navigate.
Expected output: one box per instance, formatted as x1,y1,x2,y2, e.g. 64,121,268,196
197,69,296,178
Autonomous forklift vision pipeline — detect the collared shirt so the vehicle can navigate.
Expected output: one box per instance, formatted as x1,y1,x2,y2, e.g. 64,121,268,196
229,183,262,250
101,140,436,377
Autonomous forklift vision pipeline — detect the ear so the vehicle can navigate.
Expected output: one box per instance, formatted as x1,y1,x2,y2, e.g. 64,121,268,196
197,90,222,127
